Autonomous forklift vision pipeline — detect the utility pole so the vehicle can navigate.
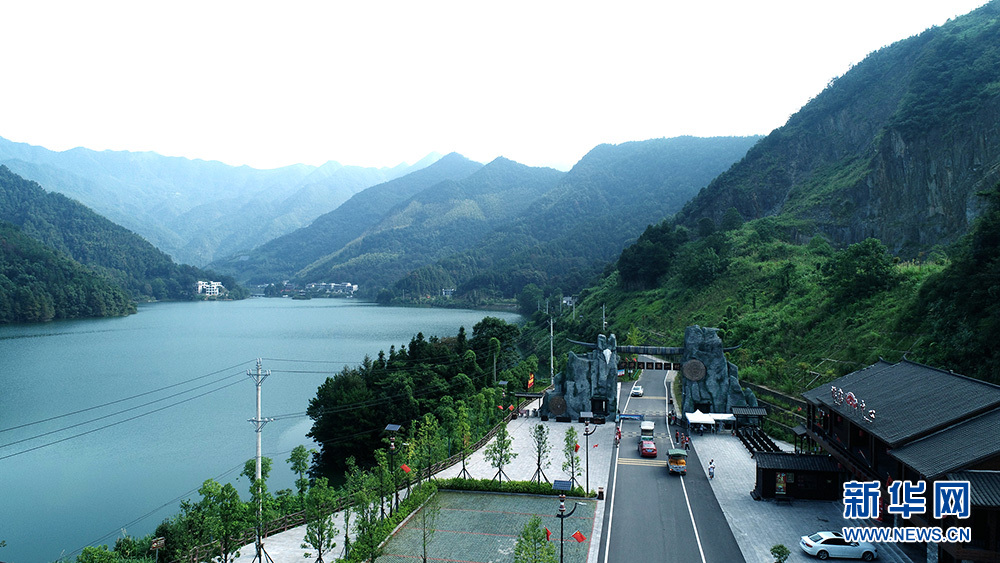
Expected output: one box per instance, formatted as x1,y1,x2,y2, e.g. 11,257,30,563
248,358,274,563
602,304,607,332
550,317,554,382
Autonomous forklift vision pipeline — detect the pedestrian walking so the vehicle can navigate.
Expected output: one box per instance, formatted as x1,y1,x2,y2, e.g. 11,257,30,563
709,459,716,479
675,430,680,443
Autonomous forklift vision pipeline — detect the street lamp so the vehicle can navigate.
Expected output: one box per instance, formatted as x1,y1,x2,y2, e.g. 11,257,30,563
581,411,596,496
385,423,401,516
556,493,585,563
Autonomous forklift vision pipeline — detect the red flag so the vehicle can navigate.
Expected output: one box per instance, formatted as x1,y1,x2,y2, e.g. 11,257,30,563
528,373,535,388
509,404,515,411
574,443,580,452
401,463,411,473
572,530,586,543
545,527,551,541
497,405,504,410
593,443,598,448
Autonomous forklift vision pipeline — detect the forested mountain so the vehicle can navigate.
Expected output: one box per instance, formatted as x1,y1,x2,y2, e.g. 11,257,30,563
0,221,135,322
295,157,566,292
397,136,761,300
676,1,1000,257
0,165,231,305
209,153,484,284
0,136,438,265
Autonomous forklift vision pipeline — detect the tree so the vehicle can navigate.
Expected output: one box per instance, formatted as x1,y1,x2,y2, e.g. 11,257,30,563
513,515,557,563
288,445,316,504
242,456,275,525
485,422,517,483
720,207,744,232
529,424,552,484
196,479,249,563
821,238,900,303
301,477,339,563
770,543,791,563
419,489,441,563
562,427,581,487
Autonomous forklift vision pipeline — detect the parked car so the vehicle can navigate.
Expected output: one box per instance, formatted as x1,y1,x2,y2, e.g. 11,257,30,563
800,531,877,561
631,385,644,396
638,439,657,457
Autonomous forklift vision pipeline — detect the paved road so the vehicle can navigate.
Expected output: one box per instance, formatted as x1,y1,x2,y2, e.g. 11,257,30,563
601,361,744,563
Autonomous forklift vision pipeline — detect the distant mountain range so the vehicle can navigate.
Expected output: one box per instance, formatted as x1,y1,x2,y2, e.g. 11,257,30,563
209,136,760,298
0,136,440,266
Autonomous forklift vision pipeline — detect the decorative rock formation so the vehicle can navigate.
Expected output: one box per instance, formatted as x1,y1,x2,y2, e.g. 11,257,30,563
677,325,757,414
539,334,619,420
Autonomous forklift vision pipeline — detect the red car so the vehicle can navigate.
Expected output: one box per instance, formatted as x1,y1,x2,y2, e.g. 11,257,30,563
639,439,657,457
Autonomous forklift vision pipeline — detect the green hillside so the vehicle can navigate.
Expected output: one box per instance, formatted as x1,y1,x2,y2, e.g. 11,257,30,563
0,221,135,322
397,136,761,302
210,153,484,285
296,157,565,292
676,1,1000,257
0,165,243,305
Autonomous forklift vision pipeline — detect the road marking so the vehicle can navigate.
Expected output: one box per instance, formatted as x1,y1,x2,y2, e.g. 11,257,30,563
618,458,666,467
664,370,708,563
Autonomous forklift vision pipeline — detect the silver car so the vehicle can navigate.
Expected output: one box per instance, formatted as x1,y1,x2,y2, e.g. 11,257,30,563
631,385,643,396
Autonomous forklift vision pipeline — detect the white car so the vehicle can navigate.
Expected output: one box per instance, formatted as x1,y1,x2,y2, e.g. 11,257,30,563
631,385,643,397
800,531,877,561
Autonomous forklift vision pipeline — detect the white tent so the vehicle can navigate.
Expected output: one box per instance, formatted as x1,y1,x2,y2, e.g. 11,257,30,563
685,409,715,425
711,413,736,423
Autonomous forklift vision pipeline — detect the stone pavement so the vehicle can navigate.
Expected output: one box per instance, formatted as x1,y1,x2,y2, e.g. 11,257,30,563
235,395,919,563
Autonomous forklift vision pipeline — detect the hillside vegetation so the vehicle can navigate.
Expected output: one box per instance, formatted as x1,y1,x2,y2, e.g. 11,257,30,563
519,183,1000,411
0,166,246,318
677,1,1000,257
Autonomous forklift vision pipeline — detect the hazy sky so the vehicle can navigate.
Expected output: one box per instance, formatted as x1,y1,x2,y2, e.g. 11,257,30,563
0,1,989,171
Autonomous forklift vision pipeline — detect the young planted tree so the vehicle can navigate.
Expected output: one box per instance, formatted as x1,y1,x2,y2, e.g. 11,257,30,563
301,477,339,563
197,479,249,563
241,456,275,537
287,445,316,505
530,423,551,484
562,427,582,488
456,402,474,479
485,421,517,483
418,487,441,563
343,457,382,562
513,515,557,563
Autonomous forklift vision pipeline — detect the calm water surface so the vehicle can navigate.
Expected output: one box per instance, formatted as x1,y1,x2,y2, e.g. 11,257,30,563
0,298,520,562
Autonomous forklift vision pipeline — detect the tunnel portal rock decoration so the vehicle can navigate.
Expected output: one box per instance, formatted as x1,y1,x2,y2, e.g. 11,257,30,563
553,325,756,418
539,334,619,420
677,325,757,414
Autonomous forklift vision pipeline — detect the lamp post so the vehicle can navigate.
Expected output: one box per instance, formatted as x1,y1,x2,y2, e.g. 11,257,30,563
581,411,595,495
385,423,401,516
556,493,584,563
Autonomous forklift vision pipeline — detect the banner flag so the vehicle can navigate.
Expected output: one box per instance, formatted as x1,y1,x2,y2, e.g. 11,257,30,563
401,463,411,473
545,527,551,541
528,373,535,388
572,530,586,543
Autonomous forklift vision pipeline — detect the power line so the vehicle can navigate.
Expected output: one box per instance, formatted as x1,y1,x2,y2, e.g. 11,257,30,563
0,378,245,461
0,360,254,434
0,371,246,450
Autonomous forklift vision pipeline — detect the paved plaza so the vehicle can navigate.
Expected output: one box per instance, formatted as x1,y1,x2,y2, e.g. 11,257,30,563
235,393,920,563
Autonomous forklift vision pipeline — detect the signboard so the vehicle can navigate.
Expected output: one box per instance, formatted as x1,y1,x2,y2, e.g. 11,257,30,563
553,479,573,491
150,537,165,550
776,472,787,495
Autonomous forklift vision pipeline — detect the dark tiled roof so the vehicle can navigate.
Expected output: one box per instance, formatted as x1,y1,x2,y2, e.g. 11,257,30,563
802,360,1000,447
889,409,1000,479
946,470,1000,508
754,452,841,472
732,406,768,416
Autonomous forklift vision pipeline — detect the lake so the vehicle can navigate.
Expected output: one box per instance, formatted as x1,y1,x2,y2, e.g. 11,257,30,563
0,298,521,563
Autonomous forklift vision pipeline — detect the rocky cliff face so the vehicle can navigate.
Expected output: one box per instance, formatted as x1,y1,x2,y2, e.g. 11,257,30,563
678,2,1000,256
